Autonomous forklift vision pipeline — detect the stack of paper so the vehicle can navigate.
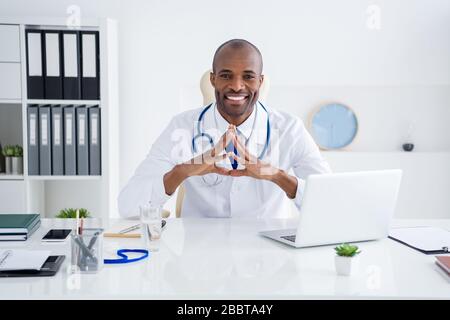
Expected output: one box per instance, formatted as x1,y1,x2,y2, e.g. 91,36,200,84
0,249,50,271
389,226,450,254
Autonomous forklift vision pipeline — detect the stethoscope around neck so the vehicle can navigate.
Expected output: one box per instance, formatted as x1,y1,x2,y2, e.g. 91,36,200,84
191,101,271,186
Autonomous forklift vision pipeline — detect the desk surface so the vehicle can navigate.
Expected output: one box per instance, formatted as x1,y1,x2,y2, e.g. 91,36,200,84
0,218,449,299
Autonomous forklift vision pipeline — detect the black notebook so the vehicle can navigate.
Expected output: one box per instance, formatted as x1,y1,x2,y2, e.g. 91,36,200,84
0,255,65,277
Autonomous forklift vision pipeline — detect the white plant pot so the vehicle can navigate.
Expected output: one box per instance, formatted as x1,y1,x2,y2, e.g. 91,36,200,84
11,157,23,175
335,255,359,276
4,157,12,174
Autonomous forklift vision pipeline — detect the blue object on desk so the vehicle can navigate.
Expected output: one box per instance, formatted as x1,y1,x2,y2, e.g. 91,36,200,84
104,249,149,264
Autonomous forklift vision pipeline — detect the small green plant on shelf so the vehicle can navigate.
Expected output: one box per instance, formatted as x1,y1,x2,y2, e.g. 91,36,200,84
2,145,15,157
334,243,361,257
56,208,91,218
13,145,23,157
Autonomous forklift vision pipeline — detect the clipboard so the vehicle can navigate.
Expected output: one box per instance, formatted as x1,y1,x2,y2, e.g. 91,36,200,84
0,255,65,277
389,226,450,255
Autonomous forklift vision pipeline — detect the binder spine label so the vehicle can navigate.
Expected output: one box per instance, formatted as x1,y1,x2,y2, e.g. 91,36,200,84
41,114,48,146
82,34,96,77
45,33,61,77
91,113,98,145
30,114,36,145
63,34,78,77
27,33,42,76
54,114,61,146
66,114,73,145
79,114,86,146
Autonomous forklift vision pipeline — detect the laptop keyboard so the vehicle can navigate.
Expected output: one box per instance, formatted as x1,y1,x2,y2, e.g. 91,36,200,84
281,235,296,242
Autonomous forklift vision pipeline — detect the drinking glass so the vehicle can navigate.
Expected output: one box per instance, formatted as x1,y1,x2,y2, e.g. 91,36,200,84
139,202,162,252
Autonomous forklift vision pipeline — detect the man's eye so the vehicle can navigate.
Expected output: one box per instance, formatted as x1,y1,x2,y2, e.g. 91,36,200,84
220,74,231,79
244,75,255,80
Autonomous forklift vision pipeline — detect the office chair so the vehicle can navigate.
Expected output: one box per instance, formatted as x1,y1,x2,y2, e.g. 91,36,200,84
174,69,270,217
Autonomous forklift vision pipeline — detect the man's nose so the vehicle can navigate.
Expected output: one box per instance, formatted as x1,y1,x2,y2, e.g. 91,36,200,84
229,76,245,91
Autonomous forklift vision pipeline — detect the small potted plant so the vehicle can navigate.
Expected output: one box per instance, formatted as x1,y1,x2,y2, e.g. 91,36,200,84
11,145,23,175
56,208,91,218
334,243,361,276
2,145,15,174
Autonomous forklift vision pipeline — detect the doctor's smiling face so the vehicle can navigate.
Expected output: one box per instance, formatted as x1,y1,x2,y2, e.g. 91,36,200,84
210,39,264,126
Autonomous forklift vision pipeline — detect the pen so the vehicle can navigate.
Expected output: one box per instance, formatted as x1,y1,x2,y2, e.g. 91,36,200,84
119,224,140,234
79,218,84,235
87,231,101,250
75,209,80,235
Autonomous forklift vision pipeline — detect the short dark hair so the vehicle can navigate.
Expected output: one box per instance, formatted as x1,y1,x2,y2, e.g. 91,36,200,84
212,39,263,73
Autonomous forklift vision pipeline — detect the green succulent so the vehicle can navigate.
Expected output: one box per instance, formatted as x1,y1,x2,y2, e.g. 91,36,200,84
334,243,361,257
13,145,23,157
2,145,15,157
56,208,91,218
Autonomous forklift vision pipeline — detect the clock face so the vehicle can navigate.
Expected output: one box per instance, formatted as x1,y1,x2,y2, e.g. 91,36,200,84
311,103,358,149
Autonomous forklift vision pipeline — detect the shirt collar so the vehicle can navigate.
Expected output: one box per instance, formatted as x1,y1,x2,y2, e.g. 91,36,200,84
214,103,257,141
201,102,269,149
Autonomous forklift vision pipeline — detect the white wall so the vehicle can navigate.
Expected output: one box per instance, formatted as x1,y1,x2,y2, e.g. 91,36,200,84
1,0,449,218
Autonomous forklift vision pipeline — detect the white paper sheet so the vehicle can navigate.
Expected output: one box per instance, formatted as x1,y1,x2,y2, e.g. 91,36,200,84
0,249,50,271
389,227,450,252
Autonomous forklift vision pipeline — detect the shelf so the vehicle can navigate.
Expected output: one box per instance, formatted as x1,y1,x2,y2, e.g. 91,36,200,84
0,18,118,220
27,99,100,105
0,174,24,180
0,99,21,104
27,175,102,181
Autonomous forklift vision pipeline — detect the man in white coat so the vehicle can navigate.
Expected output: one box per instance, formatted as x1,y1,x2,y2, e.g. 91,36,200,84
118,39,331,218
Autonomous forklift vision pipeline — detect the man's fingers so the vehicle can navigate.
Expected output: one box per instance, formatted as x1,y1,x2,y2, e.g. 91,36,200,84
213,127,236,155
233,135,257,163
229,169,247,177
213,166,231,176
229,152,246,165
214,153,229,162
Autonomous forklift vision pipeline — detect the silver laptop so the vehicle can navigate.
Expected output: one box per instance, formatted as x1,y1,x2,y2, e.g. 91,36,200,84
260,169,403,248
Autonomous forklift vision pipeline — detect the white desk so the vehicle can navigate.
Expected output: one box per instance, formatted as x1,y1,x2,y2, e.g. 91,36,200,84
0,218,449,299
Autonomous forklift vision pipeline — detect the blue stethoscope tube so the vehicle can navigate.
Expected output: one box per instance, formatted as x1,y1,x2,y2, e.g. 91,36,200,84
192,101,271,160
104,249,149,264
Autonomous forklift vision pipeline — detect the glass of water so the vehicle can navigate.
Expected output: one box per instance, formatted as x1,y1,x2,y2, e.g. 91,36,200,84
139,202,162,252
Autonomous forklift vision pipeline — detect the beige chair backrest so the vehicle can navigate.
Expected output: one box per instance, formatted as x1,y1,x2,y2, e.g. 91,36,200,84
174,70,270,217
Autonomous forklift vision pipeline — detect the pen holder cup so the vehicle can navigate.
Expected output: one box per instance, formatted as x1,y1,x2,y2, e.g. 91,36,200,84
71,228,104,273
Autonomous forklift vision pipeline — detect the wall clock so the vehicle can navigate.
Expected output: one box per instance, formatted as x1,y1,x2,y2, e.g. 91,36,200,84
310,103,358,150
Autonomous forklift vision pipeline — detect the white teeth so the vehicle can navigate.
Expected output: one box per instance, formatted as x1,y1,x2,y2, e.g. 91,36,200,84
227,96,246,101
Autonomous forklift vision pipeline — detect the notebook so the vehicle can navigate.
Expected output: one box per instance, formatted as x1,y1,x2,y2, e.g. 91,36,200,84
0,214,40,233
0,219,41,241
435,256,450,276
0,249,50,271
389,226,450,254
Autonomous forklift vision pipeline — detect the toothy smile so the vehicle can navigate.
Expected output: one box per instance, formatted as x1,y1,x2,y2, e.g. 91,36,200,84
225,94,248,101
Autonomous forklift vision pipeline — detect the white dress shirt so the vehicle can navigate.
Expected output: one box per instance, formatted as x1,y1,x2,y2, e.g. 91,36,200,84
118,102,331,218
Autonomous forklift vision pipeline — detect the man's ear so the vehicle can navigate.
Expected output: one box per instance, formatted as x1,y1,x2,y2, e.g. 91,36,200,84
210,72,216,88
259,74,264,87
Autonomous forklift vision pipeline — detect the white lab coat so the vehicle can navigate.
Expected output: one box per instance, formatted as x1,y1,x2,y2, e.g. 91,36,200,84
118,102,331,218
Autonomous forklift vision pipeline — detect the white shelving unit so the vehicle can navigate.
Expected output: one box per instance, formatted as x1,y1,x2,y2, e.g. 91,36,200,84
0,17,119,220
